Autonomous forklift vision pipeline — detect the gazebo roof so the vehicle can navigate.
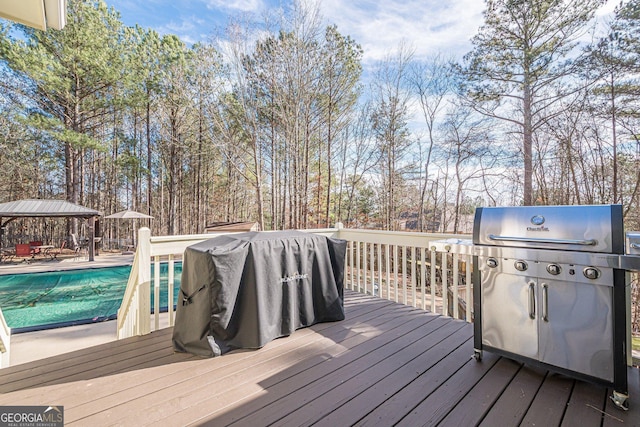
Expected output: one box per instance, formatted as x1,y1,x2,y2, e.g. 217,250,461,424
0,199,101,219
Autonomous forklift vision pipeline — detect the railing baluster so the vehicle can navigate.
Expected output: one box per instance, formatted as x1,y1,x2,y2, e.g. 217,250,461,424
360,241,365,294
363,242,368,295
137,228,151,336
168,254,175,327
356,241,361,293
466,254,472,322
402,245,407,306
154,255,160,331
420,248,426,311
133,291,139,336
385,244,390,300
452,253,459,319
393,245,399,303
348,241,354,291
441,252,448,317
411,246,417,307
430,249,437,313
370,242,375,296
377,243,383,299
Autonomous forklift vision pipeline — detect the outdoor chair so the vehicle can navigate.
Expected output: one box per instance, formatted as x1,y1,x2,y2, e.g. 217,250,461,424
70,233,86,259
29,240,43,256
0,248,15,263
48,240,67,260
71,234,81,251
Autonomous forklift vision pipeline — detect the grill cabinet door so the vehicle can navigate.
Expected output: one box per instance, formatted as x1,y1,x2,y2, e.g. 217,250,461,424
480,258,538,359
537,278,614,382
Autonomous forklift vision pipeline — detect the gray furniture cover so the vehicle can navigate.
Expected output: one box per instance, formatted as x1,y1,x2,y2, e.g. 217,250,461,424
172,230,346,357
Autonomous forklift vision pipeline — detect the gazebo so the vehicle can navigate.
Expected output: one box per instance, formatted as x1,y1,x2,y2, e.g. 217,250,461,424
0,199,101,261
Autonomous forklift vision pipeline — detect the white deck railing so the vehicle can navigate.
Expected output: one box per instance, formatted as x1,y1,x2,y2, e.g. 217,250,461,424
118,229,218,338
340,228,473,321
0,308,10,368
116,226,474,339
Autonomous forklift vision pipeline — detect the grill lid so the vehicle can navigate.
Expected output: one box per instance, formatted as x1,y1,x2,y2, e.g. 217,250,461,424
472,205,624,254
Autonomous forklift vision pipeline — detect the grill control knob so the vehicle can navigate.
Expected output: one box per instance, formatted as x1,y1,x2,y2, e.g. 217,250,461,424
486,258,498,268
547,264,561,275
583,267,600,280
514,260,528,271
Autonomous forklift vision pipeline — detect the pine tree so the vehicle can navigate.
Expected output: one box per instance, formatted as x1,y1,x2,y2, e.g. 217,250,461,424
0,0,128,208
462,0,603,205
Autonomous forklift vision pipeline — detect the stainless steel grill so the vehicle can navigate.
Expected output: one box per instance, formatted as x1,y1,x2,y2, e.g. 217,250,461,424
469,204,639,411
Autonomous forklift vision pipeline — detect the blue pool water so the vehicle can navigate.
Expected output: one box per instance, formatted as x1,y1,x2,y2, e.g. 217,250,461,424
0,263,182,333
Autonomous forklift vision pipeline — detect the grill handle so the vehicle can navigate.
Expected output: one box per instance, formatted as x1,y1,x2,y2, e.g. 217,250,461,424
631,243,640,250
528,282,536,320
488,234,597,246
541,284,548,322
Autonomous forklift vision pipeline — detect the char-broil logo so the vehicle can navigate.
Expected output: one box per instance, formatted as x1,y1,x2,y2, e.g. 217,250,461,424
280,272,308,283
530,215,545,226
527,215,549,232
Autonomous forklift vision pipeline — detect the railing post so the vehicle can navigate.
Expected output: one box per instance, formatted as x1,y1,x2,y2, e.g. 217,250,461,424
137,227,151,335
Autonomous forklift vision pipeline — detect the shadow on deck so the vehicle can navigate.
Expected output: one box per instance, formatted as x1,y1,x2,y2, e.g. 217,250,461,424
0,291,638,426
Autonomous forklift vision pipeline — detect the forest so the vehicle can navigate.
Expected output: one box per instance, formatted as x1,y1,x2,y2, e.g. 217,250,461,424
1,0,639,239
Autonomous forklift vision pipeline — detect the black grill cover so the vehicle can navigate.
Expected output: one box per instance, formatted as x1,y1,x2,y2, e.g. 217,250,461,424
172,230,346,357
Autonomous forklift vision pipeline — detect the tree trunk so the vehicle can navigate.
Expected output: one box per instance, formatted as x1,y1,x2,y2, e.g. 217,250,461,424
523,79,533,206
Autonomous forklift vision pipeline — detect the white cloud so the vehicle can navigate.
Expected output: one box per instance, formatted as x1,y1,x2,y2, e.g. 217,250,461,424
319,0,485,64
206,0,266,13
151,15,206,45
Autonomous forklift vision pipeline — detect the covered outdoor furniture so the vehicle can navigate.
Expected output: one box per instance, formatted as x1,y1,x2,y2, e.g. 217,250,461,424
15,244,32,258
172,230,347,357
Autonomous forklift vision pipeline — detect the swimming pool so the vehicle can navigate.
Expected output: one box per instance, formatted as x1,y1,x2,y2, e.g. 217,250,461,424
0,263,182,333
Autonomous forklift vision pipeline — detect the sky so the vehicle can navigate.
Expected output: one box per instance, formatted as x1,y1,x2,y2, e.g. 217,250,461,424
105,0,621,66
105,0,488,63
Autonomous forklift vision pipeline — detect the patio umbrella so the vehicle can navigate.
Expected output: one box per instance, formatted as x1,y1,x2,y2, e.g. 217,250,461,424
104,210,154,220
105,210,154,250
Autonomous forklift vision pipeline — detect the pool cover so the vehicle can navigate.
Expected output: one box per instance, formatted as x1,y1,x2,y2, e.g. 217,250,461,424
0,267,129,331
0,264,182,332
172,230,346,357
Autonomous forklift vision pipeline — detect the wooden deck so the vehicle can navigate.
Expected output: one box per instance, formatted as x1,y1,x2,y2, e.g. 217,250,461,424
0,290,638,426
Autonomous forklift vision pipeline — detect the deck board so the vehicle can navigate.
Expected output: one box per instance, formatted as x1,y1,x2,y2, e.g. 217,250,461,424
520,373,574,426
311,323,471,427
265,320,469,427
478,364,547,426
162,308,441,426
392,350,503,427
561,380,607,427
0,290,637,427
437,356,522,426
74,296,421,425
